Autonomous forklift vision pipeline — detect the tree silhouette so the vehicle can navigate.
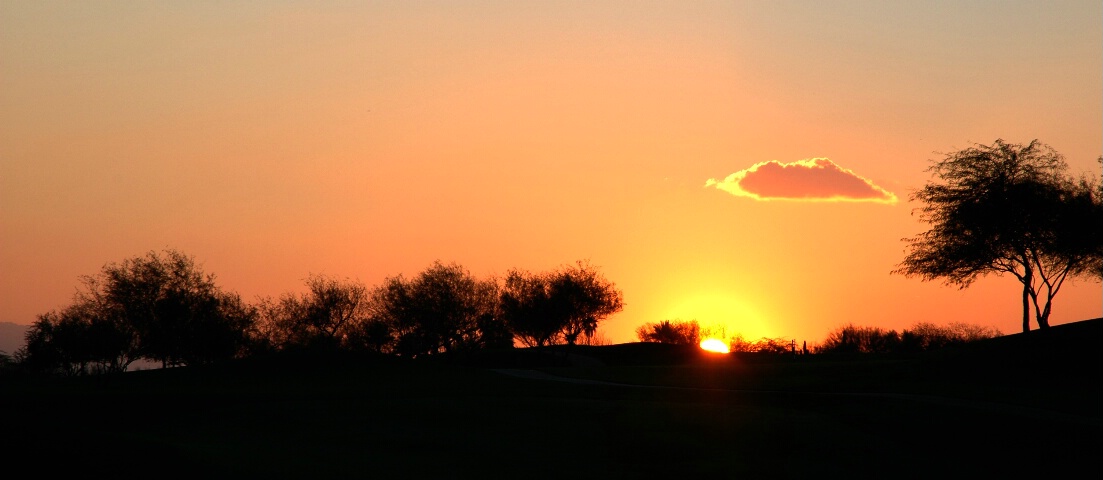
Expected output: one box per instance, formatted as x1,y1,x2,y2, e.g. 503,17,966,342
500,269,560,347
902,322,1002,351
257,275,369,351
894,139,1103,332
19,250,254,373
817,324,901,354
95,250,252,366
635,319,701,345
817,322,1001,354
502,260,624,346
369,261,504,357
726,334,797,354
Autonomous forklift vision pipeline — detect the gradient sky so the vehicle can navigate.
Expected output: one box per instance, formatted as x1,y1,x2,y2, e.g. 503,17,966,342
2,1,1100,345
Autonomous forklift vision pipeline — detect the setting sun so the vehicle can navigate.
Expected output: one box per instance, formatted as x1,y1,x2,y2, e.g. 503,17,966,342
699,338,731,354
662,291,772,341
0,2,1098,477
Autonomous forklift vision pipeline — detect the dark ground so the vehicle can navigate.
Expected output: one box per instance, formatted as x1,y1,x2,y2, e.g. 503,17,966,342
2,319,1099,479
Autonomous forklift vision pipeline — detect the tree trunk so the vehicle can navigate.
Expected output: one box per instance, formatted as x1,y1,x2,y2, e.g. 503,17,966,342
1021,281,1031,333
1037,300,1051,329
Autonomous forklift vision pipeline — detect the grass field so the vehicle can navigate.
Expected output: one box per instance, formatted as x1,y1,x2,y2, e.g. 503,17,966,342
2,319,1099,478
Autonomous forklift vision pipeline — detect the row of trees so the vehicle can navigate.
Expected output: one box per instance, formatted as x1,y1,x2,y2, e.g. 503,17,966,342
634,318,1001,355
16,252,624,375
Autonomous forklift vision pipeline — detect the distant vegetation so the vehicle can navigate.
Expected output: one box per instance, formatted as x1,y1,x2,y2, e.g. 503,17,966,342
635,319,701,346
0,351,12,371
634,319,801,354
13,250,623,375
814,322,1001,354
633,318,1001,356
3,243,1030,379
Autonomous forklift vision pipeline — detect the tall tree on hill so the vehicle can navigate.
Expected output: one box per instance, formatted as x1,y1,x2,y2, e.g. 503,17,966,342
894,140,1103,332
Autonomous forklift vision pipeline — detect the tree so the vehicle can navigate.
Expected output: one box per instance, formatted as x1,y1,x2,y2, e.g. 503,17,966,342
500,269,560,347
901,322,1001,351
817,324,901,354
636,319,701,345
18,250,254,372
183,292,256,365
368,261,505,357
726,334,796,354
894,139,1103,332
92,250,255,366
816,322,1001,354
257,274,369,351
17,295,139,375
502,260,624,346
547,260,625,345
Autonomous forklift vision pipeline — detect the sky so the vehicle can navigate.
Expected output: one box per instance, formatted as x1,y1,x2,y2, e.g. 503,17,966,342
2,1,1100,345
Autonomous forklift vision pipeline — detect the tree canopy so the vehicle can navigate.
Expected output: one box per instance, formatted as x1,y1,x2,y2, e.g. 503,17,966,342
368,261,506,357
19,250,254,373
894,139,1103,332
501,261,624,347
256,274,369,352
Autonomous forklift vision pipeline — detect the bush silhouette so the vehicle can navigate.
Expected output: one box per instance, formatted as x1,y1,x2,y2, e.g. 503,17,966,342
636,319,701,345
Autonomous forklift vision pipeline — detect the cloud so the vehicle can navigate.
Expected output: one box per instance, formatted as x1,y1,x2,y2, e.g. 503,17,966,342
705,158,897,204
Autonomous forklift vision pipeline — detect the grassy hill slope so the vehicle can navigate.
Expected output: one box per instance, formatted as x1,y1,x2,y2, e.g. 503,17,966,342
1,319,1099,478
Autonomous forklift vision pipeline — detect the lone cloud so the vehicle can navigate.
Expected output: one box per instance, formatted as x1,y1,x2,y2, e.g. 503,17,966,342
706,158,897,204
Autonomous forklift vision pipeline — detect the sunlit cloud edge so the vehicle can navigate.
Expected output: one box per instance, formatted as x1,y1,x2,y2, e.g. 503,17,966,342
704,158,899,205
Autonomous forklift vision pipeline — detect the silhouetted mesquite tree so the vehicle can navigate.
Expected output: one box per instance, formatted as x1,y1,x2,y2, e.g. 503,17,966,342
636,319,701,345
98,250,254,366
500,270,558,347
894,139,1103,332
502,260,624,346
818,325,902,354
19,303,126,375
19,250,255,372
256,274,369,351
369,261,505,357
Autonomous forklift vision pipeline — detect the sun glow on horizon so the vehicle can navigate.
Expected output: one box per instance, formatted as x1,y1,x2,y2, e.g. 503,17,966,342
699,338,730,354
664,292,771,340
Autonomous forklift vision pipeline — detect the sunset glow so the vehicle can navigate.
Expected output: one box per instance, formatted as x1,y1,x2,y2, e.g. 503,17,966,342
1,2,1100,348
662,292,771,341
699,339,731,354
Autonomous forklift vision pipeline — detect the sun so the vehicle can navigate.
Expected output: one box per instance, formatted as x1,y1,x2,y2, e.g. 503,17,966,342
699,338,730,354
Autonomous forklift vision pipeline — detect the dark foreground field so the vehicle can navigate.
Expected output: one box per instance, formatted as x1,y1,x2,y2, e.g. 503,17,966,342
3,320,1100,479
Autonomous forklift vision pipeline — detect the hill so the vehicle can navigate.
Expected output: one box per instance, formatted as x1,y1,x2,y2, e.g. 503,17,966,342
1,319,1099,478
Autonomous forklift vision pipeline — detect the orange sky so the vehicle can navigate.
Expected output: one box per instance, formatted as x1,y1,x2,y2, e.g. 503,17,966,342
2,1,1100,345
